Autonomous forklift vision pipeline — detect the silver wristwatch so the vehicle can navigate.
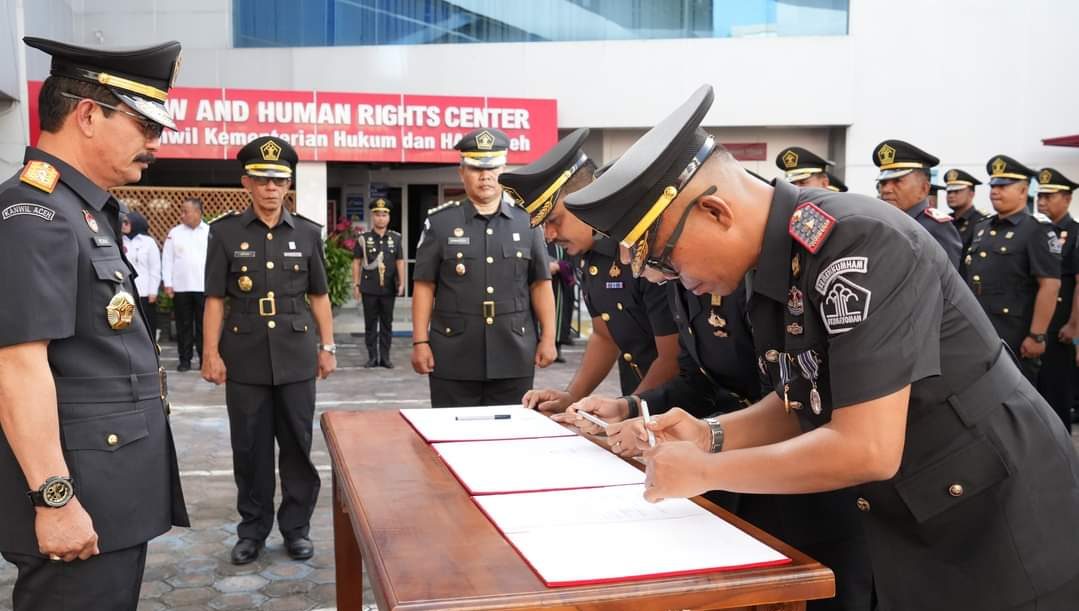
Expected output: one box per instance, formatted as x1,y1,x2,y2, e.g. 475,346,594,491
704,417,724,453
319,343,337,355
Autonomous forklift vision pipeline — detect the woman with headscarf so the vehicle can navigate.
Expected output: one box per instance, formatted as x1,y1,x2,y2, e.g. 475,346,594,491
122,211,162,341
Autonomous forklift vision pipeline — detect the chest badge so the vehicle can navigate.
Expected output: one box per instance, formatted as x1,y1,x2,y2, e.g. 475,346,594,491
787,286,804,316
105,291,136,330
455,263,467,276
453,227,464,238
1005,231,1014,240
707,310,728,337
608,261,621,278
786,321,804,336
83,210,99,233
238,276,253,292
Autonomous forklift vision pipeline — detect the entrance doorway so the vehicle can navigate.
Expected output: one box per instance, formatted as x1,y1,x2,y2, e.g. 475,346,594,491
406,184,440,293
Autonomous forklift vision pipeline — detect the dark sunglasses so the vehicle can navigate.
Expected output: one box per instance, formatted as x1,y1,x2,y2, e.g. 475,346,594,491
632,185,718,279
60,92,164,140
250,176,291,187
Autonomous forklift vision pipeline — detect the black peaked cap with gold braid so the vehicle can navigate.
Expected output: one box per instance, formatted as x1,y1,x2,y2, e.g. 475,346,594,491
872,139,939,181
986,154,1036,186
564,84,715,249
776,146,833,184
1037,168,1079,194
371,197,392,212
826,172,848,192
500,128,591,227
943,168,982,192
237,136,298,178
24,36,182,130
454,128,510,169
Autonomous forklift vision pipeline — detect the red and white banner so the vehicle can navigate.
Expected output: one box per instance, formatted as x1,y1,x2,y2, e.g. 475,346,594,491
27,81,558,165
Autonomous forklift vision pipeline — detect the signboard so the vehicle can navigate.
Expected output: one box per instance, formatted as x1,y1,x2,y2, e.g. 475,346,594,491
27,82,558,165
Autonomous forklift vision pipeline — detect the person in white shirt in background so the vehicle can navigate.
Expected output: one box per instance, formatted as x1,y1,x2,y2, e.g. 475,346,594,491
122,211,162,342
162,197,210,372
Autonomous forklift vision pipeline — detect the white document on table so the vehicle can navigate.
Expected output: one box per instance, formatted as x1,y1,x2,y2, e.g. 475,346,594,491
432,435,644,494
400,405,574,443
474,484,790,587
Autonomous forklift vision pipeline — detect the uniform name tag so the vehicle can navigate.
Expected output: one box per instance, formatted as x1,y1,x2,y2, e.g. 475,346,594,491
605,282,623,289
233,250,257,258
448,237,470,245
2,203,55,222
283,251,303,257
92,236,114,247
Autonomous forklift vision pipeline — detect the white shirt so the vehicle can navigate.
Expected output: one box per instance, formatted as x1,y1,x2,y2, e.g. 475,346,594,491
161,221,209,292
123,233,161,298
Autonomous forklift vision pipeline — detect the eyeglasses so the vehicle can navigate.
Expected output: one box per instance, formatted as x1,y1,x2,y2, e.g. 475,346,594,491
249,176,291,187
631,185,717,279
60,92,164,140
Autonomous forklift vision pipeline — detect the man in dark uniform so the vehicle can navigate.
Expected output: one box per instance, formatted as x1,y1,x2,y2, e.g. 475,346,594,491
825,173,848,193
943,168,988,267
963,155,1061,384
202,136,337,564
873,139,963,269
507,129,680,413
411,128,556,407
0,37,188,610
352,197,403,368
545,241,576,362
775,146,837,190
1035,167,1079,431
565,84,1079,611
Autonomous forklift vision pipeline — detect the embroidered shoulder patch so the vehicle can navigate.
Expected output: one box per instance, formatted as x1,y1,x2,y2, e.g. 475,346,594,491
923,207,953,223
19,161,60,193
2,203,55,222
815,256,872,334
789,202,836,254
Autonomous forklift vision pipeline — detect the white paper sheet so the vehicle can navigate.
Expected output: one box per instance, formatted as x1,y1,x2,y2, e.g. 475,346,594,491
432,435,644,494
474,485,790,586
400,405,574,442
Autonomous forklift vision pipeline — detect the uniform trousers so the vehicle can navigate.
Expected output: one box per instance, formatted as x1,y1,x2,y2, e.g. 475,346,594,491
172,291,204,364
226,378,320,541
1037,339,1075,432
2,543,147,611
361,294,395,362
429,375,533,408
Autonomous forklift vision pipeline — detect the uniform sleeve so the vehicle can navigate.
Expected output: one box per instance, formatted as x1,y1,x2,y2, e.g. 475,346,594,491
307,231,330,295
527,226,551,283
161,228,174,287
412,217,440,282
641,279,678,336
1029,224,1062,279
0,202,77,346
203,226,229,297
815,217,943,408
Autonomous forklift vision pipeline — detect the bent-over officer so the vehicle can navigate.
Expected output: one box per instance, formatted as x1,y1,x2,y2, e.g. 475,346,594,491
411,128,556,407
352,197,404,368
963,155,1061,384
0,37,188,610
873,139,963,269
565,84,1079,611
202,136,337,565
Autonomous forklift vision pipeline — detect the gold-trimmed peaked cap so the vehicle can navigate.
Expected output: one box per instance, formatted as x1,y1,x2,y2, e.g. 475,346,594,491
564,84,716,251
776,146,833,184
825,172,848,192
500,128,592,227
238,136,297,178
943,168,982,192
371,197,392,212
1036,168,1079,194
872,139,939,181
454,128,510,169
986,154,1036,186
24,36,182,130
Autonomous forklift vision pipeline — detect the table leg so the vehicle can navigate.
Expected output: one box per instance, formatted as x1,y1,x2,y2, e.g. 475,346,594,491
333,468,364,610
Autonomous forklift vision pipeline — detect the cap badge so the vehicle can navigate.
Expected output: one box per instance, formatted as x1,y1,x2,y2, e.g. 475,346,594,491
782,150,799,169
1040,170,1052,185
260,140,282,161
475,130,495,151
946,170,958,182
992,157,1006,175
877,144,896,166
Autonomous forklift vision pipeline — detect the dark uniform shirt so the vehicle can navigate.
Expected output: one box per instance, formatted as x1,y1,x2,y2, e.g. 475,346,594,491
413,196,550,380
962,210,1061,353
353,229,402,296
1049,214,1079,333
579,237,677,395
0,147,188,554
750,180,1079,610
952,205,989,261
204,206,329,386
906,198,962,269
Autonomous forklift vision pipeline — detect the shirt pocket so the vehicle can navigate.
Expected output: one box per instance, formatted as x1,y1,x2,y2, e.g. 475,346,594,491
89,256,138,334
62,410,149,452
286,258,309,293
441,244,480,281
229,259,261,295
503,243,533,277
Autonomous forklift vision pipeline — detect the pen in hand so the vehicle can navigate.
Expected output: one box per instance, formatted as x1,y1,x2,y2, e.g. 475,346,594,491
575,410,608,430
455,414,511,421
639,400,656,448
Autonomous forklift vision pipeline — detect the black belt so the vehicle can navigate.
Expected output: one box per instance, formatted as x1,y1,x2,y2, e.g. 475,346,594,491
54,369,166,404
435,297,527,317
231,296,305,316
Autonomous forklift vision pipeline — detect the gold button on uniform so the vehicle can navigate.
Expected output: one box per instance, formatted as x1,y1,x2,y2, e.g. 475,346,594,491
267,321,276,329
486,286,494,294
241,265,248,272
266,261,275,269
601,313,610,321
232,326,239,332
856,497,871,512
1000,247,1007,253
948,484,964,497
486,256,494,264
457,252,464,259
106,434,119,446
445,327,451,333
293,264,300,271
486,228,494,235
623,353,633,362
972,275,980,281
267,291,275,298
113,270,123,281
979,251,987,258
485,317,494,325
516,251,522,258
1002,307,1010,314
616,303,623,311
990,230,997,236
267,233,274,240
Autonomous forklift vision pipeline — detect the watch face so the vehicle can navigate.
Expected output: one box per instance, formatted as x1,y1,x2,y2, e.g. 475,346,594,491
43,479,73,507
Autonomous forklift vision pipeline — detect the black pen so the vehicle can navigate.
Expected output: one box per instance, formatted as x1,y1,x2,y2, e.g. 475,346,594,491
455,414,511,421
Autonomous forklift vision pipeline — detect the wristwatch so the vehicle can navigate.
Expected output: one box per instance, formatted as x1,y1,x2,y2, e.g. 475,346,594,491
1028,333,1047,343
704,417,725,453
28,476,75,508
319,343,337,355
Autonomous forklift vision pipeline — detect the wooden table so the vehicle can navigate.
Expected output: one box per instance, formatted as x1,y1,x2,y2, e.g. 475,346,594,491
322,410,834,611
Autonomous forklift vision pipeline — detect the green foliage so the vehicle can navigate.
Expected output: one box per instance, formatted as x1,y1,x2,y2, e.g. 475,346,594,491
156,288,173,313
324,241,354,309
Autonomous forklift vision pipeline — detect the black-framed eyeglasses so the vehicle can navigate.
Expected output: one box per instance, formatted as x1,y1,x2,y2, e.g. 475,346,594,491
249,176,291,187
633,185,717,279
60,92,164,140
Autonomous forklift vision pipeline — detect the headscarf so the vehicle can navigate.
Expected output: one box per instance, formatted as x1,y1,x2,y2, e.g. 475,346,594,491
127,211,150,237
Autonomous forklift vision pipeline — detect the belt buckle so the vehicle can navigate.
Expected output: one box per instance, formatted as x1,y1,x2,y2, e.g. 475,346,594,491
483,300,495,324
258,296,277,317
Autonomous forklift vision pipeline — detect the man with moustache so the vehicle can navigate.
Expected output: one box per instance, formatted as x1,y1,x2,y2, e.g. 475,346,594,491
564,84,1079,611
943,168,987,271
411,128,556,407
0,36,188,610
507,129,680,414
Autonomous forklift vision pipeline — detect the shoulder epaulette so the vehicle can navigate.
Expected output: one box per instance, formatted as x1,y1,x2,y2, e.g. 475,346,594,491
293,211,324,228
427,200,460,215
208,210,237,224
1033,212,1053,224
19,160,60,194
788,202,836,254
923,207,953,223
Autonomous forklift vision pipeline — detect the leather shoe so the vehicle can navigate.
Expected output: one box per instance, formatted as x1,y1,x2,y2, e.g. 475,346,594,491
231,538,263,565
380,359,395,369
177,361,191,372
364,358,378,368
284,536,314,560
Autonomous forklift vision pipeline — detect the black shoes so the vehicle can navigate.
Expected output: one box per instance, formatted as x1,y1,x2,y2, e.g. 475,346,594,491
231,538,263,565
380,359,395,369
364,357,379,368
284,536,314,560
177,361,191,372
